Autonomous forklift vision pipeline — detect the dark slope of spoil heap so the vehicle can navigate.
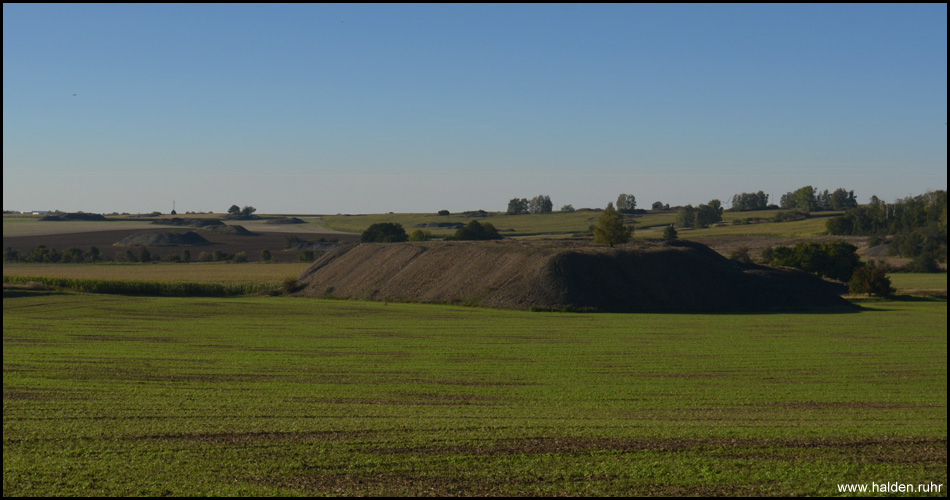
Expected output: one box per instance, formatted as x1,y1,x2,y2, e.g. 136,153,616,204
296,240,855,313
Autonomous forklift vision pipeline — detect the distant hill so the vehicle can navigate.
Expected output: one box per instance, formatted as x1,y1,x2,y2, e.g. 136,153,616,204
40,213,107,222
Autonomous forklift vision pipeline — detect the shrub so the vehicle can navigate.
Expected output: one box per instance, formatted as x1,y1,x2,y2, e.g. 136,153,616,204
281,277,298,295
662,225,678,241
438,210,450,216
298,250,315,262
361,223,408,243
729,247,753,264
260,249,272,262
233,252,248,263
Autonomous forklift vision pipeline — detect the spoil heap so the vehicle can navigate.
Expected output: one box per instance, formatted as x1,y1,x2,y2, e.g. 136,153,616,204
296,240,855,312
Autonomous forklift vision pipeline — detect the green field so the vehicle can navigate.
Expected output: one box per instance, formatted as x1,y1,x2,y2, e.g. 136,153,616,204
888,273,949,291
3,292,946,496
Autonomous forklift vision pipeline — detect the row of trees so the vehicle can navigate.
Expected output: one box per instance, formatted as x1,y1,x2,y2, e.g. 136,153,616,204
227,204,257,218
759,240,893,296
826,190,947,268
505,193,646,215
730,191,770,211
778,186,857,213
675,200,723,229
361,221,503,243
4,245,102,264
507,195,554,215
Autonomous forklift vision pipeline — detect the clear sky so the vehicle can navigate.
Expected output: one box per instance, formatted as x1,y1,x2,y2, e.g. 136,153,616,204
3,4,947,214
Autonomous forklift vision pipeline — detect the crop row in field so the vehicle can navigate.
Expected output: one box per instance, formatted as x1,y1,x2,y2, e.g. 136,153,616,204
3,292,945,495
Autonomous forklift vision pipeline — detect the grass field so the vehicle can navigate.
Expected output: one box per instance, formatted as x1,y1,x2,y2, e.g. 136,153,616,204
888,273,949,292
3,292,946,496
2,262,310,285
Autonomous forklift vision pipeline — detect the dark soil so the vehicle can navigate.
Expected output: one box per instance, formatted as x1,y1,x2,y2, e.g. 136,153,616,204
3,229,361,263
296,240,856,312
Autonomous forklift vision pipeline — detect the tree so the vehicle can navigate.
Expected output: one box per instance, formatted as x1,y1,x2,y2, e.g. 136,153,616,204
241,206,257,217
651,201,665,210
694,200,723,228
849,264,894,297
507,198,529,215
529,195,553,214
361,222,409,243
437,210,450,216
260,249,272,262
793,186,817,213
676,205,696,228
228,205,241,216
729,191,769,211
616,193,637,213
593,203,632,247
560,204,575,212
85,246,101,263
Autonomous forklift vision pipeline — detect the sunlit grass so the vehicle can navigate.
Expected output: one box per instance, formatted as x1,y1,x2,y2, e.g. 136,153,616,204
3,293,945,496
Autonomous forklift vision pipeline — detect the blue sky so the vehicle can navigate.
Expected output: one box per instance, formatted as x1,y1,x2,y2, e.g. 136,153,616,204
3,4,946,214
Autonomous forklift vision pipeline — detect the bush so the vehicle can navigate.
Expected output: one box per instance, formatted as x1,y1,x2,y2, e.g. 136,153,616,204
298,250,315,262
233,252,248,263
445,220,502,241
438,210,450,216
849,264,894,297
662,225,677,241
729,247,753,264
260,249,272,262
361,223,408,243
